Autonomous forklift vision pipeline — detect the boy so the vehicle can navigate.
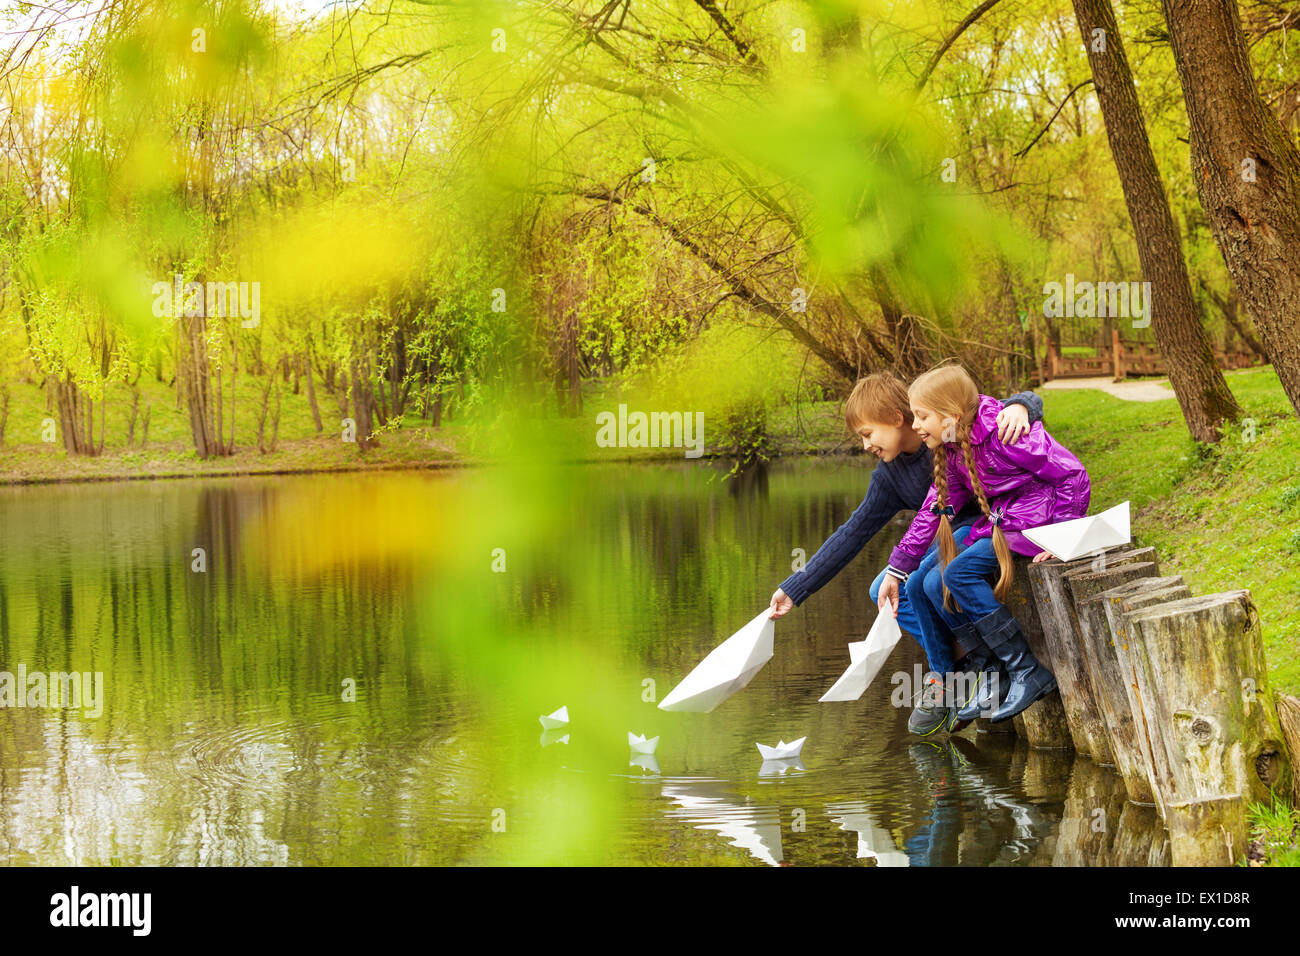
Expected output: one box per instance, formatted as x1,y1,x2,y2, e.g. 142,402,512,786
768,372,1042,735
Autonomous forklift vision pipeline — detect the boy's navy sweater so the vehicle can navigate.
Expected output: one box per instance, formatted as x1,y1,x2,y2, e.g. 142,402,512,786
778,391,1044,606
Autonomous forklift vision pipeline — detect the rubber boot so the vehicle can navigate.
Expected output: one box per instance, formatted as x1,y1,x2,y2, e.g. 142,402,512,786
975,606,1057,724
952,622,1009,725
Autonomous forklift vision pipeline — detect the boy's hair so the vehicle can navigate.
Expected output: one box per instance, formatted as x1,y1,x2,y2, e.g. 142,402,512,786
908,364,1015,610
844,372,912,432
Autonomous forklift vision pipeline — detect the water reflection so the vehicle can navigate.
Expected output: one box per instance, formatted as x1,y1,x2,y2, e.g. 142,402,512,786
0,462,1169,865
661,779,785,866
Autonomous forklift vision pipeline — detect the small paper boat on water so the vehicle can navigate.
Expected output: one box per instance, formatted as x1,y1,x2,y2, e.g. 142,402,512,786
538,706,570,730
819,611,903,702
755,736,806,761
1022,501,1131,562
659,610,775,713
628,732,660,755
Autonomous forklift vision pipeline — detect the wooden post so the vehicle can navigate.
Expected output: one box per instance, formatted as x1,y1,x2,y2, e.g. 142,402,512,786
1112,327,1123,382
1164,794,1247,867
1277,693,1300,804
1101,576,1194,819
1003,559,1073,749
1126,592,1292,814
1027,547,1157,762
1066,561,1161,804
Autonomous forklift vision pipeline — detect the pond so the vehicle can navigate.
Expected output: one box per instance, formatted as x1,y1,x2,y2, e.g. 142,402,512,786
0,458,1168,865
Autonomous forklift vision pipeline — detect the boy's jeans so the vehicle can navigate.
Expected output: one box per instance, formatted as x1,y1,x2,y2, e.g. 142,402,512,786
869,525,972,676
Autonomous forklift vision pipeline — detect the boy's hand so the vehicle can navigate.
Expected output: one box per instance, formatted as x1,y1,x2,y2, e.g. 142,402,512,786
1032,550,1056,563
769,588,793,619
996,403,1030,444
877,575,900,617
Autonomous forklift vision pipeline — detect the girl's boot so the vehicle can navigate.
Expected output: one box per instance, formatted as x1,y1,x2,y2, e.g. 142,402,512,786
974,606,1056,723
952,622,1009,724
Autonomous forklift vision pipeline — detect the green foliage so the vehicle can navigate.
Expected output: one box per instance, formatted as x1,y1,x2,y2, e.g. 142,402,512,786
1246,792,1300,866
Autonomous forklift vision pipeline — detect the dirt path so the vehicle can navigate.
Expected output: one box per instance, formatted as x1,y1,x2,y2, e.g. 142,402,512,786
1040,376,1176,402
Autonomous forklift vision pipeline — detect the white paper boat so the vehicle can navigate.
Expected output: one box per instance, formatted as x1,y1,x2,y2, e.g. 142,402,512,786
755,736,806,760
659,610,775,712
538,706,569,729
628,732,659,755
1022,501,1131,562
819,611,904,702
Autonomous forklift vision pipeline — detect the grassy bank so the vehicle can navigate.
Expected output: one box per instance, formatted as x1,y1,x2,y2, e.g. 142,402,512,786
1042,367,1300,697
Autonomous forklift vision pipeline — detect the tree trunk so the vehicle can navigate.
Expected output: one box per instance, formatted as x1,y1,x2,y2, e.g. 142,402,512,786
304,349,324,434
1071,0,1241,442
1161,0,1300,419
1205,283,1267,358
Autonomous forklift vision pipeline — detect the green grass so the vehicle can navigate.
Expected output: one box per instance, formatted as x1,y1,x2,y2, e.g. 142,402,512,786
1246,792,1300,866
1044,367,1300,695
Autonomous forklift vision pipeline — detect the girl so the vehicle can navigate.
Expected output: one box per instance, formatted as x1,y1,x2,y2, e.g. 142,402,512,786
884,364,1091,724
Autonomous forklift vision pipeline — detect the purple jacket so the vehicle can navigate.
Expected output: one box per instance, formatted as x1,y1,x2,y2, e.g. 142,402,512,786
887,394,1091,574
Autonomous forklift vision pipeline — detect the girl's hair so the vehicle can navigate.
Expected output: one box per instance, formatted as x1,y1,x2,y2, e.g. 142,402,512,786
908,365,1015,611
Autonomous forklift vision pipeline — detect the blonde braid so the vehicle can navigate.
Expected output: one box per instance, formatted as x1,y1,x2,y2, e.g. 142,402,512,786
932,443,960,612
960,434,1015,602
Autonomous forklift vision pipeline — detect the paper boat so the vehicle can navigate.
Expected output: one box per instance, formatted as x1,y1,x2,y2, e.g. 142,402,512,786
755,736,806,760
1022,501,1131,562
538,706,569,730
659,610,775,712
819,611,904,702
628,732,659,755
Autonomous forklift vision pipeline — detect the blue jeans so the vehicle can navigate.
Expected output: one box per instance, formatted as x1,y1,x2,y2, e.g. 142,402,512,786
870,525,971,675
921,534,1003,630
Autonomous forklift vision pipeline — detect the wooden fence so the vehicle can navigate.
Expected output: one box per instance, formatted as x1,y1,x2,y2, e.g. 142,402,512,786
1044,329,1264,382
971,545,1300,866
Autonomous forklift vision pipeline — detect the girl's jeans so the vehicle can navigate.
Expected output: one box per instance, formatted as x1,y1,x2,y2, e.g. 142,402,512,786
920,533,1004,630
869,525,972,675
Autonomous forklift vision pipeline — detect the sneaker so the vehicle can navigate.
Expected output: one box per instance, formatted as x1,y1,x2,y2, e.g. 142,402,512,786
907,674,955,737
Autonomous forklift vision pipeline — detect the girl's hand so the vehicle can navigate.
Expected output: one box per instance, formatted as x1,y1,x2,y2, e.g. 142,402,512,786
1032,550,1056,563
769,588,793,619
877,576,900,617
996,403,1031,445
